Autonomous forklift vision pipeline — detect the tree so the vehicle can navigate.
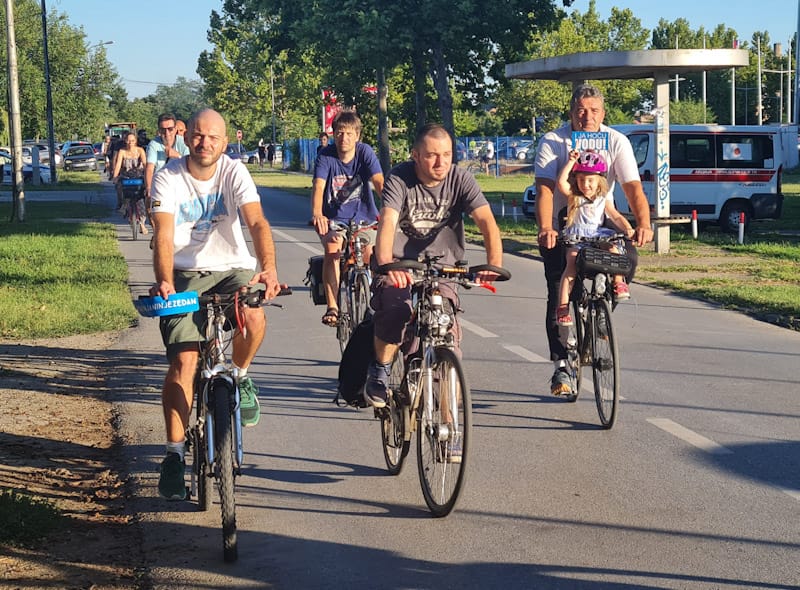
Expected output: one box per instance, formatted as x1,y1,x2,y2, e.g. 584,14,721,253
493,0,650,133
0,0,121,142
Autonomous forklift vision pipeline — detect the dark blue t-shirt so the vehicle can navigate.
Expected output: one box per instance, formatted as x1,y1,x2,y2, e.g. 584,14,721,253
313,142,382,223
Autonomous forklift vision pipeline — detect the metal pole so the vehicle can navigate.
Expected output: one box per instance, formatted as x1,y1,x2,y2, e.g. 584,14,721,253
757,36,763,125
5,0,25,219
41,0,57,183
270,65,276,144
796,3,800,123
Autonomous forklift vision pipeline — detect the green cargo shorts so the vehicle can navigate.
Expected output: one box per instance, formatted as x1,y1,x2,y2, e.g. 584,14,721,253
159,268,257,360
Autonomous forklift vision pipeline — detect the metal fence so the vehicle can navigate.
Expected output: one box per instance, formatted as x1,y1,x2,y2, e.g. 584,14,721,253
283,135,540,176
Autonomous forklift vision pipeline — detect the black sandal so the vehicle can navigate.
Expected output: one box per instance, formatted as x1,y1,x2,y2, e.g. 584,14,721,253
321,307,339,326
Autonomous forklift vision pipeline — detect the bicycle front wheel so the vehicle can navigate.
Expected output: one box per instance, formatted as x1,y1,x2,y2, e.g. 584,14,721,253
417,347,470,517
381,350,409,475
590,298,619,429
212,378,238,562
128,203,138,240
352,271,372,327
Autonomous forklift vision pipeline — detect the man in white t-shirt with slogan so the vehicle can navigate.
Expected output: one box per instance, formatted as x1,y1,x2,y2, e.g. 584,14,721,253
534,84,653,396
149,108,283,500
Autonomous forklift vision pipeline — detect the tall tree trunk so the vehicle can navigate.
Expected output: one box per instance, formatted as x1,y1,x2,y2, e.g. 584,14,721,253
412,48,427,133
429,41,455,153
376,67,391,174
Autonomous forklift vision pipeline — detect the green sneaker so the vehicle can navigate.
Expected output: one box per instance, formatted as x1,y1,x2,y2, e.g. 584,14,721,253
158,452,186,500
239,376,261,427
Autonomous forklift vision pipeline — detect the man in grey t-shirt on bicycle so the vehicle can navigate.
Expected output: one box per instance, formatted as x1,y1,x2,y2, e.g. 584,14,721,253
365,123,503,411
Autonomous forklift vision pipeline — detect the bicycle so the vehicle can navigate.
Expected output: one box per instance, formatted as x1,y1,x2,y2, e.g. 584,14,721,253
135,284,290,562
120,177,146,240
375,255,511,516
330,219,377,353
559,233,631,429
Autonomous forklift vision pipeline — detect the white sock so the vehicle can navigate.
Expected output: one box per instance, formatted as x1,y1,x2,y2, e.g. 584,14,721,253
234,364,248,379
554,360,566,371
166,441,185,460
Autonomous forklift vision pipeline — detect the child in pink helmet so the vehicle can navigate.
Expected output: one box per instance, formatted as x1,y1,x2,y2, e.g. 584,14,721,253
555,150,635,326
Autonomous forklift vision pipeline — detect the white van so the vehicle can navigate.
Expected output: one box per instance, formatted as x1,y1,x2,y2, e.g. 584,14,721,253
613,124,793,232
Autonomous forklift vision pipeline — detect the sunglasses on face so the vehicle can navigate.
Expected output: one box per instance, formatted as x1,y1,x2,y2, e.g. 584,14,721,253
159,126,175,134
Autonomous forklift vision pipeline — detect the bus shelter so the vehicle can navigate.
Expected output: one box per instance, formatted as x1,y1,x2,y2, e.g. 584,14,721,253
506,49,750,253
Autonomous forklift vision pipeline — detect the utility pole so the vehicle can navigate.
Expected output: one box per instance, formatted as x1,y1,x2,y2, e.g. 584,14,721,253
5,0,25,221
41,0,56,183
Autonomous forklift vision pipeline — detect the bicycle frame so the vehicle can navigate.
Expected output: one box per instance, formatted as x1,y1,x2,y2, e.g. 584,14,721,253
332,220,376,351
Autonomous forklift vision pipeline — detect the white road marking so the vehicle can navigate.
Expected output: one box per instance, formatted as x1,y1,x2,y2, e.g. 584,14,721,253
648,418,799,501
502,344,549,363
459,318,498,338
273,228,319,254
776,488,800,501
647,418,733,455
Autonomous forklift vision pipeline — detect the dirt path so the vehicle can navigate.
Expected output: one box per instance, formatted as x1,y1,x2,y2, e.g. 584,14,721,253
0,333,147,589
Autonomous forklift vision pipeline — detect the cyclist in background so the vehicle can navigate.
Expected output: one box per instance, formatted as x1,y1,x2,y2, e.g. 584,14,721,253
365,123,503,409
310,110,384,328
149,108,283,500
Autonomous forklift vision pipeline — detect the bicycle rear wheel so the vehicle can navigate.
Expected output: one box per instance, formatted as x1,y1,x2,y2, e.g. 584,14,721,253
590,299,619,429
381,350,409,475
212,378,238,562
336,271,353,354
562,299,584,403
352,271,371,327
417,347,470,517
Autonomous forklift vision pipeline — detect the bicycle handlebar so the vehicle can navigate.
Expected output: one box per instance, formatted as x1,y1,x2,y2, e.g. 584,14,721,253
377,259,511,285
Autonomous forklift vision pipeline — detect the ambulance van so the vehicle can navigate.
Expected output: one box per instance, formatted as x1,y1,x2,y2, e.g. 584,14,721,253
612,124,793,232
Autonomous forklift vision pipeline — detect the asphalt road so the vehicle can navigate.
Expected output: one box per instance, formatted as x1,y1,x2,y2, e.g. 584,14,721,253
106,185,799,590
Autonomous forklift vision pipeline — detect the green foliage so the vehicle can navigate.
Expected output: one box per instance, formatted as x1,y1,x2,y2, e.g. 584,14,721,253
0,488,65,547
669,100,717,124
0,1,121,142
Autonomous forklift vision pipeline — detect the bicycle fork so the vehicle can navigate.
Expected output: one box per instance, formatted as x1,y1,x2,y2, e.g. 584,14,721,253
201,373,244,472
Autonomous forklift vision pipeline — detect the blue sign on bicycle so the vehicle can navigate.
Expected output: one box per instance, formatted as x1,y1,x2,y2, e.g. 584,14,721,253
134,291,200,317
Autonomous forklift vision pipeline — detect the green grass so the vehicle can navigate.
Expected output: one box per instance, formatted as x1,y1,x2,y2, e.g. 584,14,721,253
0,488,65,546
0,201,137,339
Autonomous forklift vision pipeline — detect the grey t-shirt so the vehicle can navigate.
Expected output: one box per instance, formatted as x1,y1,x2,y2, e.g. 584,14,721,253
382,162,489,266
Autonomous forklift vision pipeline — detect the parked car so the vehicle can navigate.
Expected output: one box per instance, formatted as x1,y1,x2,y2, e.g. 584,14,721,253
1,149,52,183
62,144,98,171
511,139,534,160
521,183,536,218
60,140,93,156
225,144,249,161
21,143,63,168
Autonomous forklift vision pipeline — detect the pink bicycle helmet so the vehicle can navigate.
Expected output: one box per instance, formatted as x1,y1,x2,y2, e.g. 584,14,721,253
573,151,607,175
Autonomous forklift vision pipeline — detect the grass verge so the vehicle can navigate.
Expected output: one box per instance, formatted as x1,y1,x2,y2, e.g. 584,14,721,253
0,201,137,339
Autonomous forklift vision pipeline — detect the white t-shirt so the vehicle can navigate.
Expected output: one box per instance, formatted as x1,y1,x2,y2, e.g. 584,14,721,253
150,155,261,272
534,123,640,228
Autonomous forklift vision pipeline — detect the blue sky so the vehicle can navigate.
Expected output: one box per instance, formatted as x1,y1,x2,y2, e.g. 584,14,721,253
51,0,797,99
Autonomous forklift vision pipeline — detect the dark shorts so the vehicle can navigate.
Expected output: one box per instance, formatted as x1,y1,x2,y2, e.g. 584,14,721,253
159,268,256,360
370,276,462,351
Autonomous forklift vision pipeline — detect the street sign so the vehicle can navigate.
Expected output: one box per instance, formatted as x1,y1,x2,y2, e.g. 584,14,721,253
236,129,243,140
